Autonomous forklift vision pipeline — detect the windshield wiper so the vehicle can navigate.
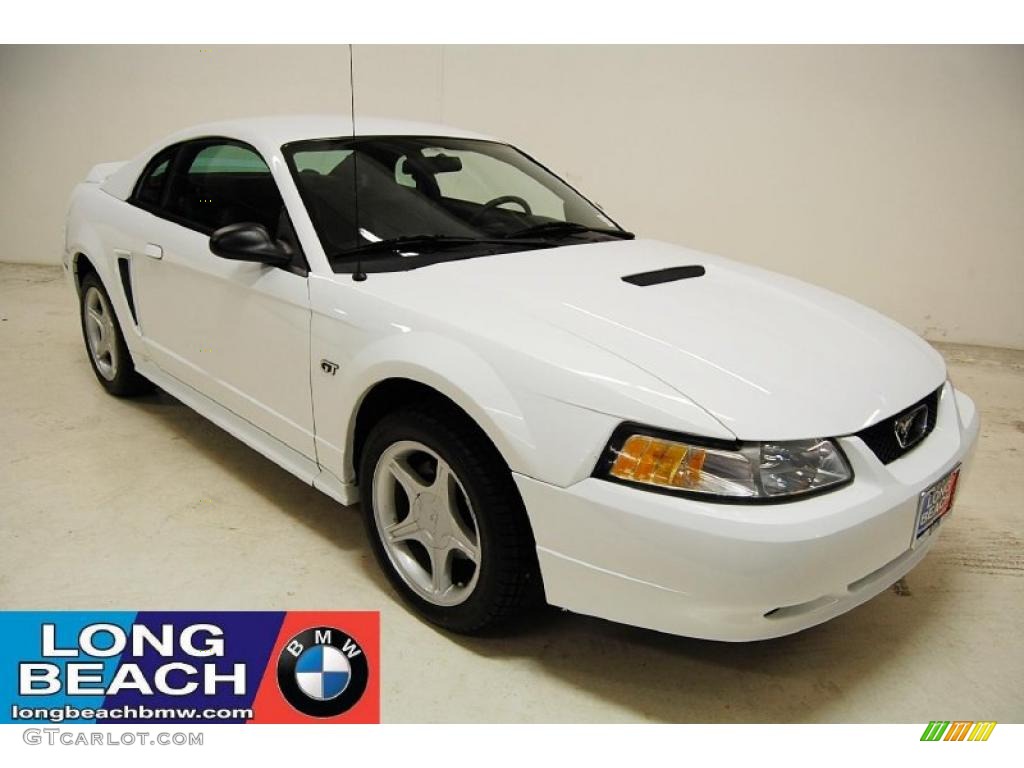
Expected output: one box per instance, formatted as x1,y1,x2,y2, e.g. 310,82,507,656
332,234,550,260
503,221,635,240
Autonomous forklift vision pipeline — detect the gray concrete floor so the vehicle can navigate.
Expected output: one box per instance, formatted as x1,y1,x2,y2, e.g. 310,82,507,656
1,263,1021,723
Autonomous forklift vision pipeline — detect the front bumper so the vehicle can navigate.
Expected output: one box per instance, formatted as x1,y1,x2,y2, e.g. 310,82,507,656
515,383,980,641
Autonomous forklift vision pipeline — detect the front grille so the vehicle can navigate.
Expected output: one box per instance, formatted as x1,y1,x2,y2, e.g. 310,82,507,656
855,387,942,464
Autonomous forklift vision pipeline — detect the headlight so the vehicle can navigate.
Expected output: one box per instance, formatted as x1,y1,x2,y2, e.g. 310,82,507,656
595,425,853,502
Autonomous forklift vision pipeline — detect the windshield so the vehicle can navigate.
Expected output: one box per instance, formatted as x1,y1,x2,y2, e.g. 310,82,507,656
282,136,628,273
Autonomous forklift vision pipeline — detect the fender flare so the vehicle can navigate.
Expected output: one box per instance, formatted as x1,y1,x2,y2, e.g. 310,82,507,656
336,332,537,482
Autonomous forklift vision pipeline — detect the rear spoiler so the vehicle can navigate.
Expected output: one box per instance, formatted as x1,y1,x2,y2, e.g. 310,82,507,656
85,161,126,185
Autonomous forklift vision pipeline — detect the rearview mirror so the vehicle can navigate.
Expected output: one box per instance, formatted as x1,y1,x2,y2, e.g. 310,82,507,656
210,222,291,267
402,153,463,175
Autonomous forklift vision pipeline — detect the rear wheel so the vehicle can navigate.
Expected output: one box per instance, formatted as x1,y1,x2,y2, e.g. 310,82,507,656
359,405,541,633
79,272,151,397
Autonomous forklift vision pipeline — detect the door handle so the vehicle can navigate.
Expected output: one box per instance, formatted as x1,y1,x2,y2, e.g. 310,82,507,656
143,243,163,260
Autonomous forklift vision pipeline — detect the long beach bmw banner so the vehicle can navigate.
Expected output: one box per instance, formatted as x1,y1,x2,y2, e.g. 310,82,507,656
1,612,379,724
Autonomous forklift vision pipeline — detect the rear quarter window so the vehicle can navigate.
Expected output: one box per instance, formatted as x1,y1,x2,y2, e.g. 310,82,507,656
133,151,174,207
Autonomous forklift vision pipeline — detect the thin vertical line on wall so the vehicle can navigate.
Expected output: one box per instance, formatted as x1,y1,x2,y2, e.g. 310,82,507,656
438,45,445,124
348,43,357,131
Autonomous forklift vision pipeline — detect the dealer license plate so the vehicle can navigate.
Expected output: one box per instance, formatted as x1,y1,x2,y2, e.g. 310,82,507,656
914,465,961,545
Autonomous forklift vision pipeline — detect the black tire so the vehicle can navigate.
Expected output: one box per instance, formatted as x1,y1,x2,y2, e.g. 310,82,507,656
79,271,152,397
359,403,542,633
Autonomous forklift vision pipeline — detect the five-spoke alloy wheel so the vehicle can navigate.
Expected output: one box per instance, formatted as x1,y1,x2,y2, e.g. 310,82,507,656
83,284,119,381
360,404,541,633
78,270,151,397
372,440,482,606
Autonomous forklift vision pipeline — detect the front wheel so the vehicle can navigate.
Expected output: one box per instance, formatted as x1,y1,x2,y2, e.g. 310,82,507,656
79,272,152,397
359,405,541,633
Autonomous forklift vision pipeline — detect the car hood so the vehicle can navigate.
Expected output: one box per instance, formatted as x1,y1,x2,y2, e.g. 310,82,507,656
368,238,947,440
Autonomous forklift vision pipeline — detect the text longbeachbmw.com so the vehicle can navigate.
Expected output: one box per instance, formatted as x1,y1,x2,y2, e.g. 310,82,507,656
0,612,379,725
11,704,253,723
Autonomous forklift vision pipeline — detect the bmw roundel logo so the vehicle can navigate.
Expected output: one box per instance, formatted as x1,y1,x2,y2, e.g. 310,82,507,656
276,626,369,717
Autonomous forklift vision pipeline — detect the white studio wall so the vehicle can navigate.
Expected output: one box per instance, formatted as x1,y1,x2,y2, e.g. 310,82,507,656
1,45,1021,348
0,45,350,261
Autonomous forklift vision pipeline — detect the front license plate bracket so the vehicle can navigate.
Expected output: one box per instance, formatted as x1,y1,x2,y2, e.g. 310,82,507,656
913,464,961,547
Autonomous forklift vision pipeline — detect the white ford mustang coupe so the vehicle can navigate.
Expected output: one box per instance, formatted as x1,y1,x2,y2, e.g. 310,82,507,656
65,115,979,640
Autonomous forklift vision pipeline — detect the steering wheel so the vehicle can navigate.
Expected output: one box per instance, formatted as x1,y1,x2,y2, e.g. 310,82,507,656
472,195,532,223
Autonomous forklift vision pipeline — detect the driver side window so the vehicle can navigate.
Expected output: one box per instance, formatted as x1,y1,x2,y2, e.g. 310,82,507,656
163,141,286,236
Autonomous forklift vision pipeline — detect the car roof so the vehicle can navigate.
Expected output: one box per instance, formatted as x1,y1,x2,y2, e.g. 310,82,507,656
161,114,498,148
101,115,500,199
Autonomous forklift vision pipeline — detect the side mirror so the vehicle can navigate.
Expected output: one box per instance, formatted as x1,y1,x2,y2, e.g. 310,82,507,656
210,222,291,267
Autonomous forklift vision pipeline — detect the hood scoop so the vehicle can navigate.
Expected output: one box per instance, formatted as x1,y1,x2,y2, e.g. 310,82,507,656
622,265,705,286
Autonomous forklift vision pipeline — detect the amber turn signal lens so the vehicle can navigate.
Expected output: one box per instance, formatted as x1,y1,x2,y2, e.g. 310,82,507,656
610,435,707,489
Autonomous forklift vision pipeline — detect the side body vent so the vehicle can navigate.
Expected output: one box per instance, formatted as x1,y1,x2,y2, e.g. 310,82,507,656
116,256,139,326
